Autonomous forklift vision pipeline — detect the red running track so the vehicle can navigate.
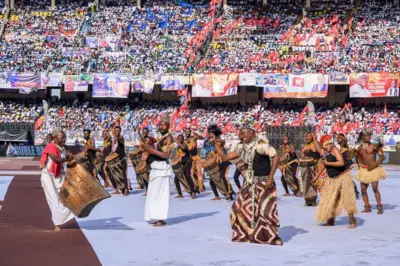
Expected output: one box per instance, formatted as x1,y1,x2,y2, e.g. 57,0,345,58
0,175,101,266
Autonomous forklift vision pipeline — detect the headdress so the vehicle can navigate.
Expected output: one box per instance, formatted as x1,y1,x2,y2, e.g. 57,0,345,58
320,135,333,148
52,128,63,137
160,113,170,125
240,118,255,131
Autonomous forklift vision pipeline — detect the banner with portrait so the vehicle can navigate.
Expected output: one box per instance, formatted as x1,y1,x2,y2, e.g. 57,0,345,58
93,73,130,98
261,74,328,98
349,73,399,98
161,76,187,91
40,72,63,87
7,72,42,89
192,73,238,97
64,75,89,92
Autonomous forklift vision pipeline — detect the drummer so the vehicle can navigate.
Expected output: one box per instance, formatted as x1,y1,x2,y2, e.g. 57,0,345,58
202,125,234,201
110,126,129,196
140,127,157,145
82,129,97,178
174,134,197,199
300,132,322,206
184,128,204,192
279,136,301,196
39,129,74,231
97,129,112,188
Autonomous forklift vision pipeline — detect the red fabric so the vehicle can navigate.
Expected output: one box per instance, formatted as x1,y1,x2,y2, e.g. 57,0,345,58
40,142,62,178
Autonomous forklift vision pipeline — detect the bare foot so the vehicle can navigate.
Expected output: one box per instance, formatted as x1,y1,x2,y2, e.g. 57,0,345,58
152,220,166,227
123,189,129,196
211,197,221,201
282,193,290,197
191,192,196,199
349,224,356,229
112,189,120,195
175,195,184,199
54,226,61,232
296,192,303,197
135,186,142,189
104,183,111,188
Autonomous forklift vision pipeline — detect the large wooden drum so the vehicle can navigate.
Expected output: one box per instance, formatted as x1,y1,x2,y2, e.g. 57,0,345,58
105,152,126,190
299,157,317,167
74,151,90,171
129,149,142,168
171,156,191,192
135,161,148,175
60,161,111,218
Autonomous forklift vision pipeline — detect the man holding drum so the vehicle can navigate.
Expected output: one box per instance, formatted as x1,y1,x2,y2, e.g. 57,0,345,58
141,114,174,227
300,132,322,206
40,129,74,231
174,134,197,199
184,128,204,192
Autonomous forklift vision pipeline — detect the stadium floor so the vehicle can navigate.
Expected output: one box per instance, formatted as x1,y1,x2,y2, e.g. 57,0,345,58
0,158,399,266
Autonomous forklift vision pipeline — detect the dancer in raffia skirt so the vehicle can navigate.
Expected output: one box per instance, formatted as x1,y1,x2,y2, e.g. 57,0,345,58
314,135,357,228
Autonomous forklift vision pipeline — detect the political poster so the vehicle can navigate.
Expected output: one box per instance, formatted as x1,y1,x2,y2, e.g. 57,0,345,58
349,73,399,98
93,73,130,98
64,75,89,92
161,76,186,91
41,72,63,87
7,72,41,89
192,73,238,97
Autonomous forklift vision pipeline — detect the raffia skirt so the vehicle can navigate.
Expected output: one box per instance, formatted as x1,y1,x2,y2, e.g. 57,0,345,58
355,166,387,184
316,171,358,223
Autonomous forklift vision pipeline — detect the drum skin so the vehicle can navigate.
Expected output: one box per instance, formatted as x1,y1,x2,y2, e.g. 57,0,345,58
299,157,317,167
135,161,148,175
60,161,111,218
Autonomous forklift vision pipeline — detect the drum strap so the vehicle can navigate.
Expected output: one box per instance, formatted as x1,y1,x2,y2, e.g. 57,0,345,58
107,157,126,168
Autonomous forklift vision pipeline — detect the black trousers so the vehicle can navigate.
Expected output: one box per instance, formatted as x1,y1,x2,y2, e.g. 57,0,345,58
281,175,290,194
175,160,196,196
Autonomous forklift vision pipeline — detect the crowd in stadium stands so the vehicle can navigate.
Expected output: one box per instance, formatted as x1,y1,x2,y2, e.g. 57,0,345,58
1,99,399,145
0,0,399,74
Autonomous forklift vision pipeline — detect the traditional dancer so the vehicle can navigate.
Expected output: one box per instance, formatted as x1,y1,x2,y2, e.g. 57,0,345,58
335,133,360,199
141,114,174,227
314,135,357,228
82,129,97,178
355,131,387,214
133,128,155,190
39,129,74,231
184,128,204,192
232,130,244,190
279,136,301,196
300,132,322,206
174,134,197,199
214,122,282,245
97,129,111,188
110,126,129,195
202,125,234,201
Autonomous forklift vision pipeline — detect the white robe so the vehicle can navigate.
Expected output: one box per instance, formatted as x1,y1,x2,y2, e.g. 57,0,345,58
144,161,173,221
41,157,74,226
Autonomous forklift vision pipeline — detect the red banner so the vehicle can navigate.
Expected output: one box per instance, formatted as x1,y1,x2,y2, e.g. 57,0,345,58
349,73,399,98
